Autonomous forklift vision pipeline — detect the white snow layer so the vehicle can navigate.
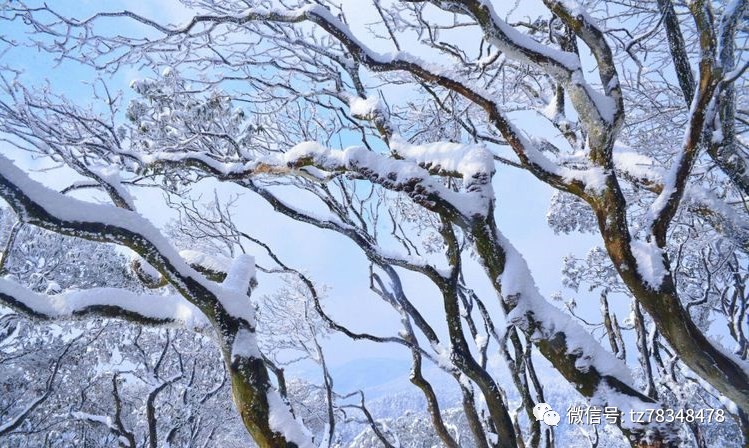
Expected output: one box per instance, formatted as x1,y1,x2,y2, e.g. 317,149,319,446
284,141,494,218
231,328,261,359
180,250,233,274
0,277,209,329
390,135,494,182
498,230,635,385
349,96,384,119
218,254,257,323
266,388,314,448
630,240,667,290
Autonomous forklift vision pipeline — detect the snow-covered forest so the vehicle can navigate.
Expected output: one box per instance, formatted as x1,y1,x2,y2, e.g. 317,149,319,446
0,0,747,447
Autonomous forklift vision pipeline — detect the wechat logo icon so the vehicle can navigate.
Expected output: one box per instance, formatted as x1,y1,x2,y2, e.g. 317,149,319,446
533,403,561,426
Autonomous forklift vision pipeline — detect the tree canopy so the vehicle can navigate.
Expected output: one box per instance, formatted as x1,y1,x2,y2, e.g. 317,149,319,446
0,1,748,447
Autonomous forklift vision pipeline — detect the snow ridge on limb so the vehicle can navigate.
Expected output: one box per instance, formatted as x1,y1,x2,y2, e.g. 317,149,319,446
0,278,209,330
0,154,248,324
179,249,234,282
220,254,257,324
141,138,497,222
500,234,633,385
389,135,494,190
487,228,679,443
0,155,211,293
266,390,314,448
283,141,494,219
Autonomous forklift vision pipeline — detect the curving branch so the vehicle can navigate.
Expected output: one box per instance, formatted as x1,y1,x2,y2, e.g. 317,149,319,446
0,277,208,329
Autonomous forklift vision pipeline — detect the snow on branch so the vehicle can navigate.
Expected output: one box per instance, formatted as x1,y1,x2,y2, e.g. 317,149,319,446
389,135,493,184
0,277,209,329
142,140,496,221
348,95,388,123
614,146,749,253
179,249,233,281
0,154,244,320
219,254,257,324
285,141,494,217
421,0,620,148
266,388,314,448
486,228,679,439
71,412,119,433
498,230,634,386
